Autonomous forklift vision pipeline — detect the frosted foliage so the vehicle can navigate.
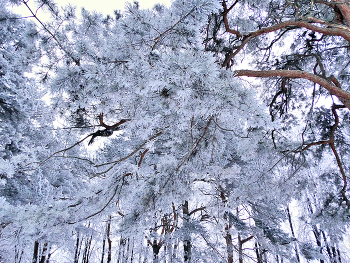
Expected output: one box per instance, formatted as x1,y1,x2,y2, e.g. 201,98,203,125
0,0,350,262
0,159,14,179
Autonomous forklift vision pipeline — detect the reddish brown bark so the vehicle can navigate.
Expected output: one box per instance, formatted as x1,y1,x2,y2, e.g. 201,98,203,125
234,69,350,110
332,0,350,26
222,1,350,67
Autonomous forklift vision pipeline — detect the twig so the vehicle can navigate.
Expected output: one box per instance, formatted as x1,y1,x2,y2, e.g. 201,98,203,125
94,132,162,175
151,7,196,50
31,134,92,168
22,0,80,65
176,117,213,172
68,186,119,224
138,149,149,167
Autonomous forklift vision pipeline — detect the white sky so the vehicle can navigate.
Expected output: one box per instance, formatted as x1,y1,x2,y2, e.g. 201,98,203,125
11,0,172,18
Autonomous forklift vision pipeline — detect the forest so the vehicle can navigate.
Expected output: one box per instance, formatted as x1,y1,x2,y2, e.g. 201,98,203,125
1,0,350,262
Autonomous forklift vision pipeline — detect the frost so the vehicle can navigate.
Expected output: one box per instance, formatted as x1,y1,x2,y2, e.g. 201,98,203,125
0,159,15,178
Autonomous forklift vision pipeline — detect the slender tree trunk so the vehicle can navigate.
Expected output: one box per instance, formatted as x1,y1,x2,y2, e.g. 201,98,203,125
117,236,123,263
15,242,24,263
126,238,130,262
182,201,192,263
152,242,160,263
82,235,93,263
238,235,243,263
32,241,39,263
255,242,262,263
337,247,342,263
286,207,300,262
130,237,134,263
74,233,82,263
308,199,325,263
107,216,112,263
172,241,178,263
45,249,51,263
39,243,48,263
101,237,106,263
87,235,93,263
321,231,339,263
225,227,233,263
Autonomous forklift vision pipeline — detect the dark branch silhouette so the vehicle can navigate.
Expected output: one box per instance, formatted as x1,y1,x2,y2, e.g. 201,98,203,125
88,113,130,145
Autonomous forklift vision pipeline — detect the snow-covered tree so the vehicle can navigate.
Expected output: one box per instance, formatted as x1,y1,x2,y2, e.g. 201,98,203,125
1,0,350,262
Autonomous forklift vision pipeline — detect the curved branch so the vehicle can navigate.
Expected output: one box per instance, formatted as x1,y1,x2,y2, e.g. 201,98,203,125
222,0,241,37
222,18,350,67
94,132,162,175
234,69,350,110
288,104,350,206
68,185,119,224
34,134,92,168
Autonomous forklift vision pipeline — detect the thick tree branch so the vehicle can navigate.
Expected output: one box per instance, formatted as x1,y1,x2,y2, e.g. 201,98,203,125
234,69,350,110
222,18,350,67
332,0,350,26
222,0,241,37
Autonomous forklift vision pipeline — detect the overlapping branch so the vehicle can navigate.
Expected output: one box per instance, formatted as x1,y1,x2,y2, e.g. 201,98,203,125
234,69,350,110
290,104,350,206
221,1,350,67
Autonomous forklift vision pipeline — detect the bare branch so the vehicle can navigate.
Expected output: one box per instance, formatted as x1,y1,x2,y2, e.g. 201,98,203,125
222,18,350,67
222,0,242,37
234,69,350,110
176,117,213,172
95,132,162,175
22,0,80,65
152,7,196,50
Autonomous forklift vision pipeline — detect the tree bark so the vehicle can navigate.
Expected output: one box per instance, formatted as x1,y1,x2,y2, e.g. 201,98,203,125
74,233,82,263
32,241,39,263
39,243,48,263
238,235,243,263
286,207,300,262
182,201,192,263
107,216,112,263
234,69,350,110
333,0,350,26
101,237,106,263
152,240,161,263
225,229,234,263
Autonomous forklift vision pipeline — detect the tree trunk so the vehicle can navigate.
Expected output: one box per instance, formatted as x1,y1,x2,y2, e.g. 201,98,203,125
107,216,112,263
255,243,262,263
32,241,39,263
82,235,93,263
45,249,51,263
74,233,82,263
101,237,106,263
286,207,300,262
39,243,48,263
321,231,341,263
152,240,161,263
225,228,233,263
182,201,192,263
130,238,134,263
308,200,325,263
238,235,243,263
